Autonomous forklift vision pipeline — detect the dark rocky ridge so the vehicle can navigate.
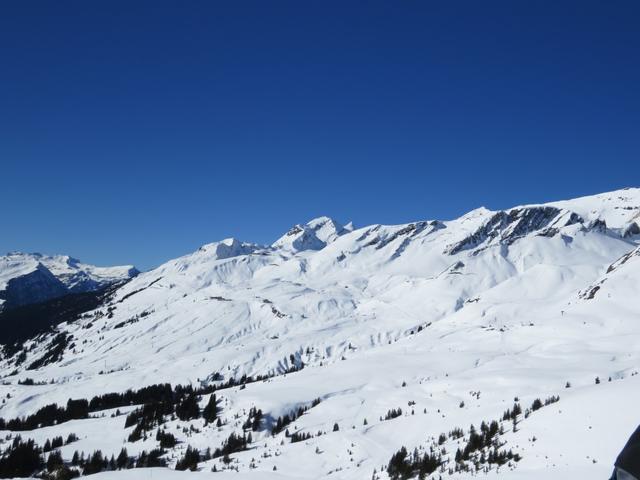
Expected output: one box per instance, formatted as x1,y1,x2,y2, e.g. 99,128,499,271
446,207,584,255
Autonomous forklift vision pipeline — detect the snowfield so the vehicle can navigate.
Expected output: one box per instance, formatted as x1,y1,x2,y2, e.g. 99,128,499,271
0,188,639,479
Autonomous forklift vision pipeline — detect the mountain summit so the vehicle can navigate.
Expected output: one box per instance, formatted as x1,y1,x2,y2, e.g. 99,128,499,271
272,216,352,252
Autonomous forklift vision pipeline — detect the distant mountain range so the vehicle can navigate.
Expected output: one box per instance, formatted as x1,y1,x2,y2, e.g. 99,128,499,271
0,252,138,311
0,188,638,480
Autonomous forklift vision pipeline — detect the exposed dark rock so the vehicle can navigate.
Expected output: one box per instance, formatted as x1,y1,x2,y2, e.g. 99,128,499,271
0,282,124,346
0,264,68,310
606,246,640,273
446,207,583,255
582,284,601,300
623,222,640,238
286,225,304,237
586,218,607,233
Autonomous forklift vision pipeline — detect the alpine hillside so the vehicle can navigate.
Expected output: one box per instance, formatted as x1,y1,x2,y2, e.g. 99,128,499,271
0,188,639,480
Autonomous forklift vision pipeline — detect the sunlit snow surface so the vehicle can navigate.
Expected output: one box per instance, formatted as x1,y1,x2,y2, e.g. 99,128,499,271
1,188,639,479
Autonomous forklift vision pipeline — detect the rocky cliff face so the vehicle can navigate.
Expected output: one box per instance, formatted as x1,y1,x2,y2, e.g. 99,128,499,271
0,264,67,310
445,206,583,255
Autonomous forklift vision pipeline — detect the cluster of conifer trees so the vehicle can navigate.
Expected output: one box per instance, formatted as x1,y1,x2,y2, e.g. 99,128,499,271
69,446,167,475
0,433,175,479
0,367,318,477
174,430,252,472
126,392,219,442
242,407,263,431
0,399,89,431
272,397,321,435
290,431,313,443
382,407,403,421
0,437,44,478
386,394,561,479
387,446,441,480
0,370,279,432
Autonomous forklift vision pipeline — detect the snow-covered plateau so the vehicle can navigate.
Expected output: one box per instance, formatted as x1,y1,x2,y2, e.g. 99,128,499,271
1,188,639,479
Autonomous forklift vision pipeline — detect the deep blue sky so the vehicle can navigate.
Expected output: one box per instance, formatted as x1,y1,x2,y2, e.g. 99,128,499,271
1,1,639,270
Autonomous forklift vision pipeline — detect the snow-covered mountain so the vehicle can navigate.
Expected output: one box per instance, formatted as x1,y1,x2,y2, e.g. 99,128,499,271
0,188,639,480
0,252,138,311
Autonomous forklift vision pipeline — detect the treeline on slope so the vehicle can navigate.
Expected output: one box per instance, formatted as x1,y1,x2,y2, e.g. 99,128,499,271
0,429,255,478
271,397,322,435
0,433,81,479
0,365,306,431
127,393,322,468
0,399,89,431
0,434,169,479
174,431,253,472
387,396,560,479
126,392,219,442
0,378,310,476
0,383,178,431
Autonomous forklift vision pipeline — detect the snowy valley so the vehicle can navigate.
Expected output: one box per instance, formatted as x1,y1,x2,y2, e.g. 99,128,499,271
1,188,639,480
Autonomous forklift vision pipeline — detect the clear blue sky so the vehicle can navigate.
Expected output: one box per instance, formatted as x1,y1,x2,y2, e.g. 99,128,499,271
2,1,639,270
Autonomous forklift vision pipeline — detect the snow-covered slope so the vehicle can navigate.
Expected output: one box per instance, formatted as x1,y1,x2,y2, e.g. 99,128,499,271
0,252,138,311
0,188,639,480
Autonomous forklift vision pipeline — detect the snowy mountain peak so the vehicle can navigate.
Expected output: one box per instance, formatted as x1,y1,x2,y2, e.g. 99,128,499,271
460,206,492,219
273,216,348,252
197,238,260,260
543,186,640,229
304,216,348,243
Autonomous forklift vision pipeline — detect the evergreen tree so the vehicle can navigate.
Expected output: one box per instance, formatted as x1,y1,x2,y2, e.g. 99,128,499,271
83,450,105,475
116,448,129,470
175,446,200,471
176,393,200,421
0,438,43,478
46,450,64,472
156,429,178,448
387,446,410,479
202,394,218,424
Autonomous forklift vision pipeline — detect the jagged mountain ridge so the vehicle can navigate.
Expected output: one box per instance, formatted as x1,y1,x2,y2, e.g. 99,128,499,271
0,187,639,480
3,187,639,387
